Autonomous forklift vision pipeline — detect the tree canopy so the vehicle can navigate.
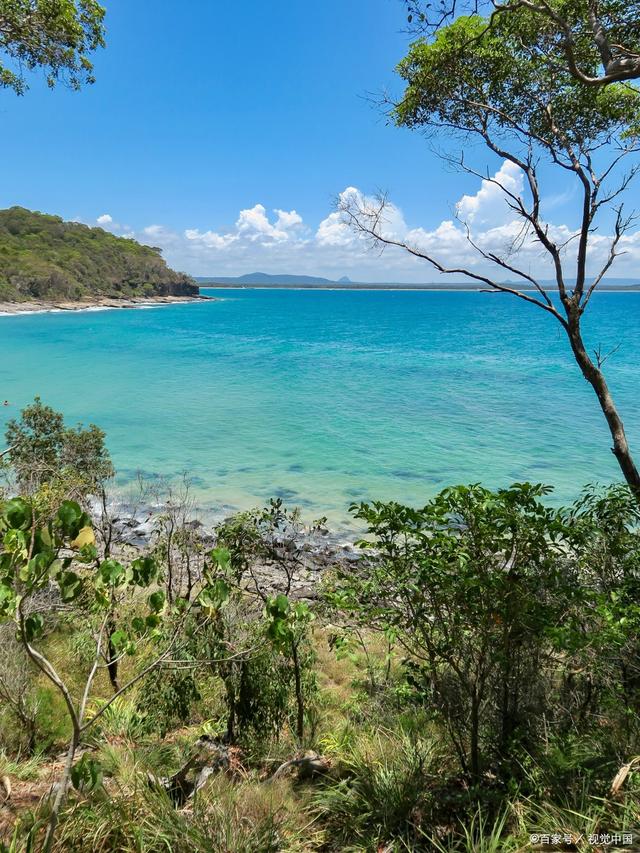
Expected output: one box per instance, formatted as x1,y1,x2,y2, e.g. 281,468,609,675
395,12,640,151
0,0,105,94
0,207,198,301
405,0,640,87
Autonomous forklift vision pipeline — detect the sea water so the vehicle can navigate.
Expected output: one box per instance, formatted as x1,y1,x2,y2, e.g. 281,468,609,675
0,288,638,528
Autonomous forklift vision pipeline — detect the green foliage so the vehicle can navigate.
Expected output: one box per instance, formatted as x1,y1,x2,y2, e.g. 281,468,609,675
52,770,317,853
329,483,572,780
4,397,114,503
87,697,151,745
229,641,298,751
0,497,94,622
0,0,105,95
1,477,639,851
405,0,640,88
216,502,320,743
313,731,436,850
70,753,102,793
395,10,640,151
137,665,201,738
328,482,640,786
427,806,519,853
0,207,198,302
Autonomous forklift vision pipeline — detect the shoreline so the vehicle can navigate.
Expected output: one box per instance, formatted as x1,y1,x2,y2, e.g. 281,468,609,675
201,284,640,293
92,496,361,600
0,294,213,316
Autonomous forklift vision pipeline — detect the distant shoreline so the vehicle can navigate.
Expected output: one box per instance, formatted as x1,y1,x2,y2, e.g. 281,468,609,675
201,282,640,293
0,294,213,317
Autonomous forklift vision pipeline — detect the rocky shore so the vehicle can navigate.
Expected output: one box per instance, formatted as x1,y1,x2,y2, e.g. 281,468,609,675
102,500,361,601
0,295,212,315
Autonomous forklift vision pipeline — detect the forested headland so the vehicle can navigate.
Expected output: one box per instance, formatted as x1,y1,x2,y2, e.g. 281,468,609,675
0,208,198,303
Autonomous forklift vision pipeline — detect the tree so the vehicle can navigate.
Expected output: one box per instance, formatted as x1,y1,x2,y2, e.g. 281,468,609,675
327,484,577,782
4,396,114,502
341,11,640,490
0,0,105,95
0,495,238,852
404,0,640,87
216,499,321,744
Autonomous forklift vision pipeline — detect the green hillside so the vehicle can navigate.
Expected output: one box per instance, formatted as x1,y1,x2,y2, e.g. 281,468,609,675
0,207,198,301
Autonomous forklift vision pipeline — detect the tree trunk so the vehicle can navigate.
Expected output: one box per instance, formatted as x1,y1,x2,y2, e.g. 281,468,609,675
470,690,480,783
565,315,640,492
291,641,305,743
106,614,120,693
42,729,79,853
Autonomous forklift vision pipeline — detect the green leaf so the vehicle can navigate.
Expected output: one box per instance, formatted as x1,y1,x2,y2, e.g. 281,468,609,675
2,528,27,559
109,629,129,652
57,570,83,602
131,556,157,587
148,590,165,613
99,559,125,586
56,500,84,536
267,594,290,619
199,578,230,610
24,614,44,642
3,498,32,531
70,754,102,793
209,546,231,573
267,616,293,648
0,584,16,618
131,616,146,635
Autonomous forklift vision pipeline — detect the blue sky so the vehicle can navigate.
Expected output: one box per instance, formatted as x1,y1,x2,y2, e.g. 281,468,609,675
1,0,639,281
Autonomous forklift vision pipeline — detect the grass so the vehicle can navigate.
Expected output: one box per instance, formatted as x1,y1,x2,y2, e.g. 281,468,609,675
0,752,45,782
2,626,640,852
312,730,440,851
52,771,322,853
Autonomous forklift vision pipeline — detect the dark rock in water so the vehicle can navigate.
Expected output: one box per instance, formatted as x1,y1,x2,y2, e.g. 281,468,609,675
272,487,298,501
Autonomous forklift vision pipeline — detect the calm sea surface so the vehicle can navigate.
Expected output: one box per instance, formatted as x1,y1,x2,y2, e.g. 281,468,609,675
0,288,638,528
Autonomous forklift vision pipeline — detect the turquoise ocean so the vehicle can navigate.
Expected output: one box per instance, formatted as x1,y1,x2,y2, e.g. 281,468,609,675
0,288,638,528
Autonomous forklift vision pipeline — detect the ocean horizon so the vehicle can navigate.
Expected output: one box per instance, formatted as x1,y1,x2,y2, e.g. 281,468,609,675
1,287,638,529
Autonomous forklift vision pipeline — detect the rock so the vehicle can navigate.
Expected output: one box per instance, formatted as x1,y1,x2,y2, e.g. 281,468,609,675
149,736,243,807
272,751,331,781
0,775,11,803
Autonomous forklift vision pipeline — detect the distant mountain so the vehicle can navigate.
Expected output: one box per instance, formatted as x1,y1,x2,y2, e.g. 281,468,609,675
197,271,640,291
0,207,198,302
197,272,347,286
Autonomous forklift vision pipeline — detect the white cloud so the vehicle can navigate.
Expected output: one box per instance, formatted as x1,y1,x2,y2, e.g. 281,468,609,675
456,160,524,227
143,224,174,241
99,164,640,282
274,208,303,230
97,213,113,225
185,228,237,249
235,204,303,242
316,187,408,248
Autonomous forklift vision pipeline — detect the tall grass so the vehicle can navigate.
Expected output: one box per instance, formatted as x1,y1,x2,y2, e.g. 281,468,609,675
52,759,321,853
312,730,438,851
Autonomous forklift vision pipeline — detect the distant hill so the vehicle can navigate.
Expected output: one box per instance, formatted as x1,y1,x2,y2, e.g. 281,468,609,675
198,271,640,290
0,207,198,302
198,272,347,286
